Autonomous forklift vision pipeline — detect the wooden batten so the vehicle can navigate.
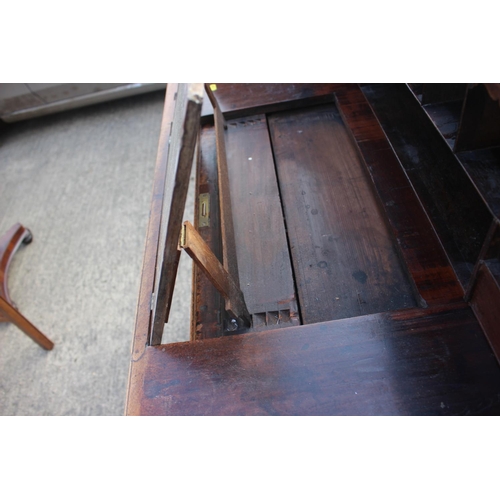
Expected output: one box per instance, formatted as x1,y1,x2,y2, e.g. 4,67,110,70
204,85,247,327
180,221,250,325
150,83,204,345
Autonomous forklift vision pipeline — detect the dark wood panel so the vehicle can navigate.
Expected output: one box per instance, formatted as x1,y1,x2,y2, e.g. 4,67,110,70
129,305,500,415
361,83,491,288
470,261,500,363
191,124,224,340
421,83,467,105
335,87,467,306
407,83,423,101
422,100,463,149
455,83,500,152
225,114,299,328
457,147,500,218
268,103,416,324
151,83,204,344
206,87,249,327
128,84,176,370
465,220,500,301
208,83,355,120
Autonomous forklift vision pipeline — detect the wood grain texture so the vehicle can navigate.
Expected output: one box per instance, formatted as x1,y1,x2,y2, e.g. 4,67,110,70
0,296,54,350
224,114,299,326
455,83,500,152
151,83,203,344
465,220,500,301
128,304,500,415
127,84,178,413
469,260,500,363
205,85,246,328
181,221,250,323
457,147,500,219
268,103,416,324
191,124,224,340
0,223,31,306
421,100,463,150
359,83,490,290
208,84,355,120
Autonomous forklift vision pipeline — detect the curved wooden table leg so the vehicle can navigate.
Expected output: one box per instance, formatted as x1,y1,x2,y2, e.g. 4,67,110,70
0,223,54,350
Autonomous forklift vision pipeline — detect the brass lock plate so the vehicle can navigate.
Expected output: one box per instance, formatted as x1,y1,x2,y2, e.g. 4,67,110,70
198,193,210,228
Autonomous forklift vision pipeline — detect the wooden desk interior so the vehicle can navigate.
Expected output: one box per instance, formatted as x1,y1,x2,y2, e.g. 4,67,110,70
126,84,500,416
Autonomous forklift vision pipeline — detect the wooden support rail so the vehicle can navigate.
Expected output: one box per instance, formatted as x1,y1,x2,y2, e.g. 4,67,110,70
180,221,250,326
150,83,204,345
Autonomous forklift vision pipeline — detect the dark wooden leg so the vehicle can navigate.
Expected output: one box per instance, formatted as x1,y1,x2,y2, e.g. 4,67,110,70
0,223,54,350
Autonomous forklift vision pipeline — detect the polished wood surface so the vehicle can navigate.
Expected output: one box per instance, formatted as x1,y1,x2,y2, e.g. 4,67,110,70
361,83,491,289
127,84,500,416
269,103,416,323
336,86,465,304
0,223,53,350
209,84,355,120
225,114,299,326
0,223,30,306
151,83,203,344
129,304,500,415
128,86,177,404
0,296,53,350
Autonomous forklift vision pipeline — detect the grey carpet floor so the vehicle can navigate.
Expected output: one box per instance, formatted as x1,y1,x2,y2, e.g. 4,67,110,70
0,90,193,415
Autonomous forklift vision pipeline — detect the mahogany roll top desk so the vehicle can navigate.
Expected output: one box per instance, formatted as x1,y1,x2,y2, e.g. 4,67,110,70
126,83,500,416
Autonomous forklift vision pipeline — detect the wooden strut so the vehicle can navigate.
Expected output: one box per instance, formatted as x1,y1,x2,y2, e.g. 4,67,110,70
0,223,54,350
204,84,250,328
150,83,204,345
180,221,250,327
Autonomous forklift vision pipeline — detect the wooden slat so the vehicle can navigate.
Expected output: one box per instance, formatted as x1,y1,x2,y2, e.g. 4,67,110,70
205,85,248,327
465,220,500,301
457,147,500,219
191,124,224,340
357,84,488,292
420,100,463,150
455,83,500,152
469,260,500,363
127,85,178,413
128,304,500,416
150,83,204,345
208,83,354,120
268,103,417,324
421,83,467,105
224,114,299,327
181,221,250,324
